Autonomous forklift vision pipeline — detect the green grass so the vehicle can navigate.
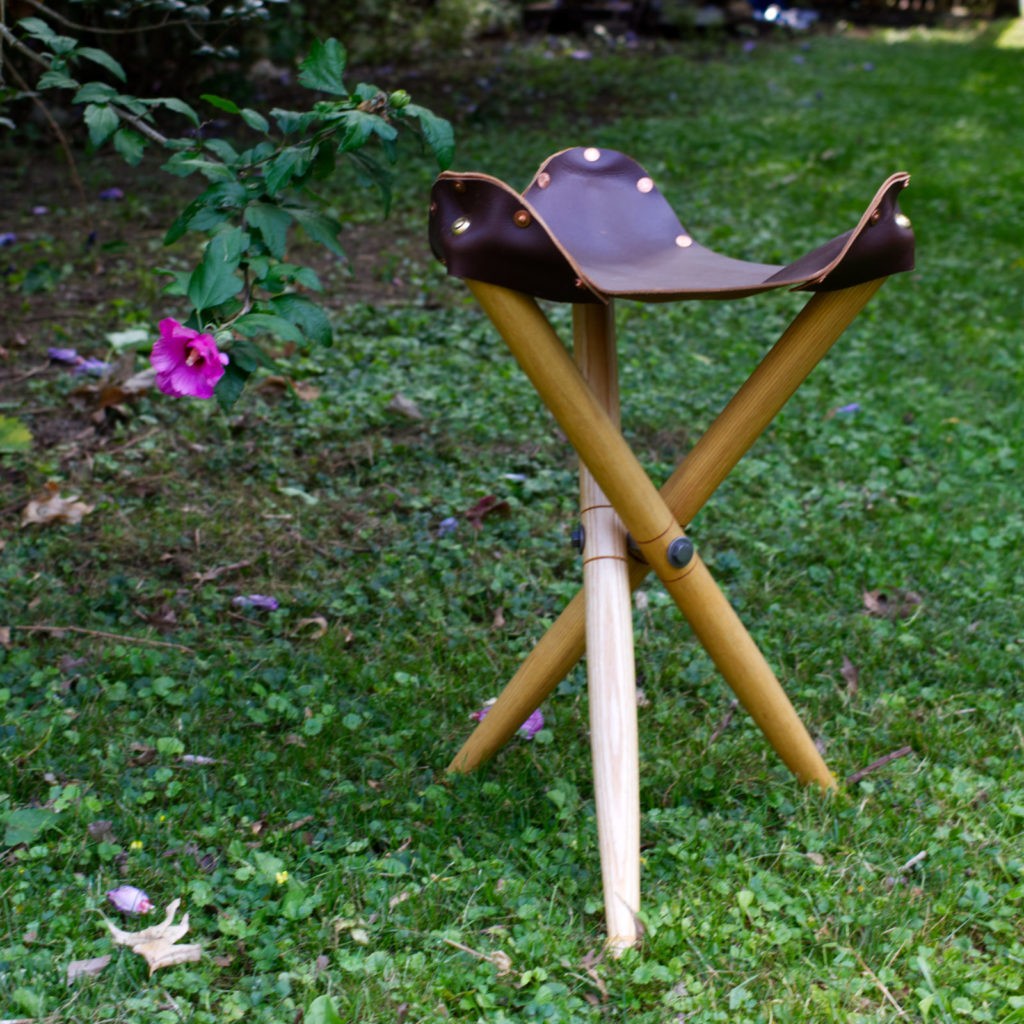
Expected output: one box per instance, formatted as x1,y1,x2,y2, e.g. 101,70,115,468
2,21,1024,1024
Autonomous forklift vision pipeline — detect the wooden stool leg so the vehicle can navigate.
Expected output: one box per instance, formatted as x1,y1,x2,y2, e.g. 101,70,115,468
459,280,836,790
448,280,882,776
574,302,641,952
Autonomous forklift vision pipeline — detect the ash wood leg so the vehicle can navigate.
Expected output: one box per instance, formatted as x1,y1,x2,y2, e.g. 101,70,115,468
448,280,882,776
574,303,641,952
453,280,855,790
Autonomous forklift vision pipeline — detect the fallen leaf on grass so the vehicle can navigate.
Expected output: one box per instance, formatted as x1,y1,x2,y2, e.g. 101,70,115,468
104,897,202,975
0,627,10,651
862,589,923,619
292,616,328,640
464,494,510,531
840,655,859,695
66,954,111,984
21,481,94,527
386,392,424,420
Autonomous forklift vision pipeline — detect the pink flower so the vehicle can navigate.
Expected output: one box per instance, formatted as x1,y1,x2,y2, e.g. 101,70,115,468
106,885,154,914
151,318,229,399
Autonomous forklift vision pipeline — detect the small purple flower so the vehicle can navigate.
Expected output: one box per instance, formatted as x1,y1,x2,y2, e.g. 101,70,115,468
72,358,111,376
150,318,228,399
107,885,153,914
48,347,80,364
437,516,459,538
836,402,862,415
98,187,125,201
471,699,545,739
32,205,49,216
0,232,16,247
863,62,875,72
232,594,279,611
742,40,757,52
517,709,545,740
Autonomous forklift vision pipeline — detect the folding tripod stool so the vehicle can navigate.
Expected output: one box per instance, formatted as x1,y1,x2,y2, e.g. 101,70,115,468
428,147,915,951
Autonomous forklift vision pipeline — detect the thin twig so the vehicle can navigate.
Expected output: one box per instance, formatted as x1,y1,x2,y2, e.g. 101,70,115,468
24,0,239,35
707,699,739,746
854,949,907,1017
11,624,195,653
845,745,913,786
4,58,88,208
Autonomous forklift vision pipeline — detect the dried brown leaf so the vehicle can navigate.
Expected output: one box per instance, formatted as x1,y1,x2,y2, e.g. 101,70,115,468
862,589,923,619
0,626,10,651
21,481,94,527
66,954,112,984
840,655,859,695
386,392,425,420
134,938,203,974
293,616,328,640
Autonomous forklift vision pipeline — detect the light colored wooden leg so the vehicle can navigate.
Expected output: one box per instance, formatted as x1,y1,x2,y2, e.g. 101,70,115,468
460,280,837,790
574,302,640,953
448,280,883,778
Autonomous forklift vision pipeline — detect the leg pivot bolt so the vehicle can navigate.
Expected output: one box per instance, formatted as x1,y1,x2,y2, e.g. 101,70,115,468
667,536,694,568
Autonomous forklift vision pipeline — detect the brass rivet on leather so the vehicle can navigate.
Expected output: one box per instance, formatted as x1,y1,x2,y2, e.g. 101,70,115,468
429,201,438,215
869,209,882,224
451,216,471,235
675,234,693,248
636,177,654,194
453,180,467,193
574,277,586,289
583,147,601,162
895,213,912,229
514,210,532,228
536,172,551,189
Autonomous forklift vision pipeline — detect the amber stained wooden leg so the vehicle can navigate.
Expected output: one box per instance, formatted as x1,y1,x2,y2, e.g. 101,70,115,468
448,279,883,781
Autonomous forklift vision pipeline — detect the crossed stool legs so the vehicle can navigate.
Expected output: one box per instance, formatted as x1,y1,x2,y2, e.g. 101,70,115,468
449,278,885,950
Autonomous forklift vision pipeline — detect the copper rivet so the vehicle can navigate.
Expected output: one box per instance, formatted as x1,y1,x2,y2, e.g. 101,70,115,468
637,177,654,194
895,213,912,229
536,172,551,189
429,201,438,215
514,210,532,228
583,147,601,162
453,181,467,193
869,209,882,224
574,277,586,288
675,234,693,248
451,216,471,235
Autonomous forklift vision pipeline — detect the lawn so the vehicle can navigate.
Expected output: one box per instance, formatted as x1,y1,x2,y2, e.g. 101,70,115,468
2,20,1023,1024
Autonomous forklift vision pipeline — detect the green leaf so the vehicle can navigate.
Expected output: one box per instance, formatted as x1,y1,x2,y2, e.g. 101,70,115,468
289,208,345,260
270,294,332,347
271,108,319,135
187,228,248,312
214,360,251,411
17,16,56,42
4,807,58,847
73,81,118,104
37,69,79,91
244,203,293,259
305,996,344,1024
298,38,348,96
0,415,33,453
75,46,126,82
203,137,240,164
405,103,456,169
225,336,280,371
336,110,379,153
202,93,241,114
113,127,146,165
263,146,312,194
162,152,236,183
241,108,270,133
149,96,200,127
83,103,120,147
233,313,304,345
164,181,249,244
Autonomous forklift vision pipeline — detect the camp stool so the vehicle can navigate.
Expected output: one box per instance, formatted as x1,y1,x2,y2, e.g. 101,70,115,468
428,147,915,952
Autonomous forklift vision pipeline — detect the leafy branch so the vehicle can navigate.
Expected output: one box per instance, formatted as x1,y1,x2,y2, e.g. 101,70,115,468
3,17,454,409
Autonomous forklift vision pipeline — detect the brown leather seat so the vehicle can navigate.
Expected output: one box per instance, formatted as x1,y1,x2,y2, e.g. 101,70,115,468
429,147,914,304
